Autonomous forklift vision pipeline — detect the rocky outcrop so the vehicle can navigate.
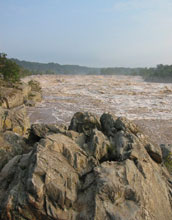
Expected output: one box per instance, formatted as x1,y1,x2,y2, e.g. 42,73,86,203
0,112,172,220
0,131,33,171
26,80,42,104
160,144,172,160
28,80,42,92
0,105,30,136
69,112,101,135
0,80,42,109
0,79,42,135
0,82,31,109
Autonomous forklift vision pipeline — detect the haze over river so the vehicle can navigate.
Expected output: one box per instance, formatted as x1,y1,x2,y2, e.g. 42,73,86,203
23,75,172,145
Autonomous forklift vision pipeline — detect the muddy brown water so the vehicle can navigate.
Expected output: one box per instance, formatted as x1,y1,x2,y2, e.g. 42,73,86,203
23,75,172,145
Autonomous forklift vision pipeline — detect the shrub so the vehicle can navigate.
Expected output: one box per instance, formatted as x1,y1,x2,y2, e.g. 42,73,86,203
0,53,20,82
164,152,172,173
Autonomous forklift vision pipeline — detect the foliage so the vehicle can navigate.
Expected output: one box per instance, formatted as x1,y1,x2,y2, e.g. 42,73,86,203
11,58,101,75
2,56,172,81
101,67,143,75
101,64,172,81
0,53,20,82
164,152,172,173
136,64,172,81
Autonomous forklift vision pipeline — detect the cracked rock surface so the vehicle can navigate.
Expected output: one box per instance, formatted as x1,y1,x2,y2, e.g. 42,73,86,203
0,112,172,220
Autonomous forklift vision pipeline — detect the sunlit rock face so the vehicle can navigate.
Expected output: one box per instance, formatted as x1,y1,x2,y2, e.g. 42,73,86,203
0,112,172,220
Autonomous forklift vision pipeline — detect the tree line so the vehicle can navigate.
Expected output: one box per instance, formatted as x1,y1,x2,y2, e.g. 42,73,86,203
1,52,172,82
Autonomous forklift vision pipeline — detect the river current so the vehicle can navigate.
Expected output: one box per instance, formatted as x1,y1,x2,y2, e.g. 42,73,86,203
23,75,172,145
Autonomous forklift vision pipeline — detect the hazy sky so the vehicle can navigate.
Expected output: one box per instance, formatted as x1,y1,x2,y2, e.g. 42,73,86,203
1,0,172,67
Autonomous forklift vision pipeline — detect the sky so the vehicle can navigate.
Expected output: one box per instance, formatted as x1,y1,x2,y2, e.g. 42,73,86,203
0,0,172,67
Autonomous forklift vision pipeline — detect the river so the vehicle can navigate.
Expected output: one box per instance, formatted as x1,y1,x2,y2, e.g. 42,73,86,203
23,74,172,145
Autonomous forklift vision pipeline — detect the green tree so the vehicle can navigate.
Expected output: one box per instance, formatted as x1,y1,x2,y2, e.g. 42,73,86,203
0,53,20,82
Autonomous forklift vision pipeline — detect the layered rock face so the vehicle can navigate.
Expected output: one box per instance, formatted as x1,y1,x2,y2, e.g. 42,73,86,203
0,79,42,109
0,105,30,135
0,112,172,220
0,80,42,136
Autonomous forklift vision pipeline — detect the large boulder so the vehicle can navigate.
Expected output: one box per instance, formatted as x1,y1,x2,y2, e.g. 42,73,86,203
0,112,172,220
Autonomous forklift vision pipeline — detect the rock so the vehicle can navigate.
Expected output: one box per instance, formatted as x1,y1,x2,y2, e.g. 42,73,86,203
160,144,172,160
0,131,32,171
0,108,5,131
79,129,110,161
0,112,171,220
145,143,162,163
89,159,172,220
0,88,24,109
24,99,36,107
0,133,96,219
108,130,133,161
0,105,30,136
13,81,32,98
0,82,32,109
160,144,172,173
27,80,42,103
28,123,67,143
100,112,117,137
114,116,139,134
28,80,42,92
28,91,42,102
69,112,101,135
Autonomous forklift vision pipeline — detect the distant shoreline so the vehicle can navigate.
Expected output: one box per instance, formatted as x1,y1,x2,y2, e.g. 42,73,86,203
144,76,172,83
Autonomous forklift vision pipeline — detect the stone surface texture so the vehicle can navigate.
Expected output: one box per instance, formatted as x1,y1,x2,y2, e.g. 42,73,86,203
0,112,172,220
